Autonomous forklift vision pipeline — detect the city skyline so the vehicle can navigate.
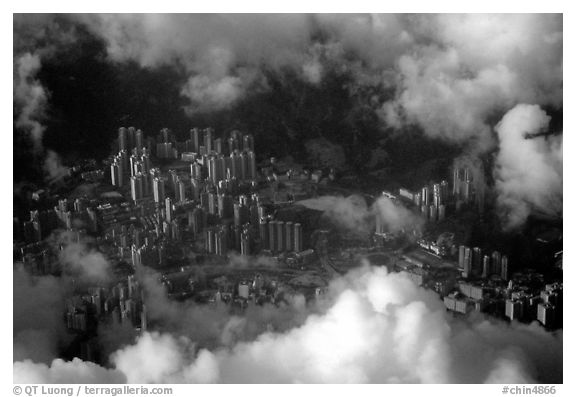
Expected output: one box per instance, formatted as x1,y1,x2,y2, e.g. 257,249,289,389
13,13,563,385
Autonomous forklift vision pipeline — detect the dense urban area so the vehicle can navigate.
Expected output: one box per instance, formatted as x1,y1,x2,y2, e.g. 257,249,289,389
14,126,563,365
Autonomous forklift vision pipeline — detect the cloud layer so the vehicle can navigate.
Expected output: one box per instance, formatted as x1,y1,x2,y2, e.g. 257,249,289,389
14,265,562,384
494,104,563,228
13,14,562,226
14,52,47,152
299,195,423,235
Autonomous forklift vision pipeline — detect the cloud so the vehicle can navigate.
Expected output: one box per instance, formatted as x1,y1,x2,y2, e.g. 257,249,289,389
13,264,68,364
14,53,47,152
226,252,280,268
14,18,79,173
12,14,563,384
373,195,424,233
134,266,311,347
43,150,71,184
13,14,562,154
494,104,562,228
299,195,372,233
13,231,114,365
77,14,317,113
14,358,125,384
379,14,562,151
52,231,112,284
13,265,562,383
298,195,423,235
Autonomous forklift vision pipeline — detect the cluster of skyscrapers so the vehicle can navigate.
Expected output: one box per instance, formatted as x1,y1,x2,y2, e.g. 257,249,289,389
104,126,308,271
64,274,147,362
453,166,485,213
505,282,562,327
458,245,509,280
111,127,258,204
398,179,449,223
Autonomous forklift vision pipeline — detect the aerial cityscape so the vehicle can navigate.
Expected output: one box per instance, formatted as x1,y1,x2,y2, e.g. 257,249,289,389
13,14,562,384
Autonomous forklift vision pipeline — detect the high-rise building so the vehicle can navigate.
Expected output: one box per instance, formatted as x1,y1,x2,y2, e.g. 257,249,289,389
234,202,249,226
153,177,165,204
458,245,466,269
204,128,213,154
238,283,249,299
413,192,422,207
420,205,429,219
240,152,248,181
438,204,446,221
87,207,98,232
141,304,147,331
168,170,178,192
135,129,144,152
429,204,437,222
224,156,233,179
440,180,449,201
214,138,223,154
294,223,303,252
421,186,430,206
110,162,122,187
190,179,200,201
285,221,293,252
191,128,201,153
218,194,234,219
537,303,555,327
268,220,277,253
141,152,151,173
231,225,241,251
23,220,40,242
249,203,259,225
432,183,442,207
463,247,472,278
462,180,472,202
505,299,524,321
247,151,257,180
277,221,285,252
118,127,128,151
243,134,254,152
228,136,240,155
491,251,502,276
131,246,142,268
190,206,206,234
241,231,250,256
239,194,249,206
471,247,482,276
206,228,215,254
233,152,243,180
177,180,187,203
117,150,129,177
452,167,461,197
165,197,173,223
200,192,209,212
230,130,242,143
501,255,509,280
141,172,151,197
482,255,491,278
130,174,143,202
208,156,224,183
257,205,266,220
126,126,137,149
259,218,268,250
129,154,139,177
205,192,216,215
191,162,203,181
215,228,228,256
